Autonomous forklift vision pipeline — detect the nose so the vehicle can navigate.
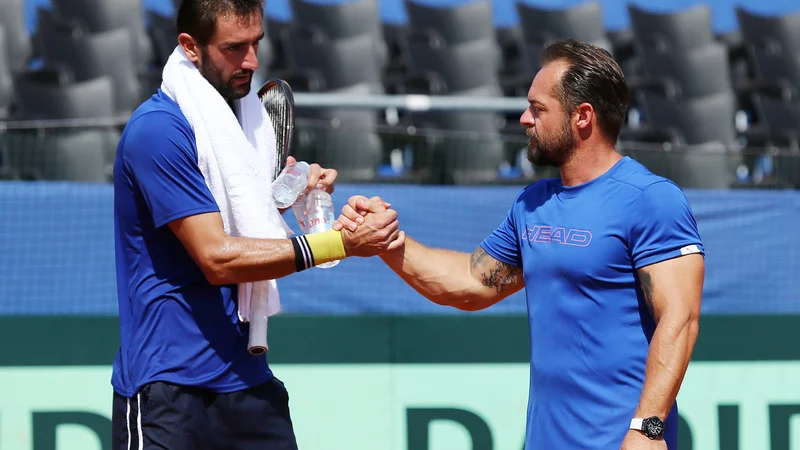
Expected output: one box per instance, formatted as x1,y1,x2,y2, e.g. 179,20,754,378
520,108,534,127
242,45,259,72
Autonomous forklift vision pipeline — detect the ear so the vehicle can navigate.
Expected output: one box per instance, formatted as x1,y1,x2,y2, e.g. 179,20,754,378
178,33,200,63
574,103,594,131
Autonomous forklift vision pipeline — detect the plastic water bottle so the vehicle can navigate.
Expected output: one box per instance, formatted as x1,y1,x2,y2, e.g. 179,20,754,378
272,161,310,208
304,188,340,269
292,192,309,233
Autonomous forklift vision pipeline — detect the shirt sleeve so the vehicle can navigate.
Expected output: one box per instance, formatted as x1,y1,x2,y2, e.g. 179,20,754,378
480,197,523,268
629,181,705,269
122,111,220,228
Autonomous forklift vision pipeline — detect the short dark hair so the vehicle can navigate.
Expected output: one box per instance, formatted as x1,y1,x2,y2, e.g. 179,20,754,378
176,0,264,46
540,39,629,142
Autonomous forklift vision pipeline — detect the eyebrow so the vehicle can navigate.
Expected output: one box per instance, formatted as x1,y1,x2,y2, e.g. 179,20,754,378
222,32,265,47
529,98,545,108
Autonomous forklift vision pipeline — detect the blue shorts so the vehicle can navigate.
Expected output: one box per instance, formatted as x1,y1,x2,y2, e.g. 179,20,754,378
111,377,297,449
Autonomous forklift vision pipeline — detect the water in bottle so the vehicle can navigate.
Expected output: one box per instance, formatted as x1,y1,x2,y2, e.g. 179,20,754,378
292,192,309,233
272,161,310,208
304,188,340,269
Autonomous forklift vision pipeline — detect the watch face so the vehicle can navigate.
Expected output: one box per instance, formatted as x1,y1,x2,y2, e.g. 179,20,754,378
643,417,664,438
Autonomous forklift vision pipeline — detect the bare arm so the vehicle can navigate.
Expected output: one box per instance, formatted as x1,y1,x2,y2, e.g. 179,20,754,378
633,253,704,421
170,206,402,286
169,212,298,285
379,237,524,311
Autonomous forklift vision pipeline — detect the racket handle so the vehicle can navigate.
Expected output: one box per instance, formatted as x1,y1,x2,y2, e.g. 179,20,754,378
248,310,269,355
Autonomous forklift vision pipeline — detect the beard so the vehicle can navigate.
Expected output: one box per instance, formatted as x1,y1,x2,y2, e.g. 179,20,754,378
199,48,253,101
526,118,577,168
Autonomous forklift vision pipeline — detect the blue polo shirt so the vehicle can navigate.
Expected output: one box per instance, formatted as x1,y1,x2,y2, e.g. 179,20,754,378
481,156,704,450
111,89,272,397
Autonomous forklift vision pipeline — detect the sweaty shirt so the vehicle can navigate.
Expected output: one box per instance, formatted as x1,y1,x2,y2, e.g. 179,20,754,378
111,89,272,397
481,156,704,450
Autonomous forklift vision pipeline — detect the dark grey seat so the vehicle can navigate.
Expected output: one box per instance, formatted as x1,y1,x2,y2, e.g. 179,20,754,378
516,1,611,52
404,37,501,94
629,91,742,189
148,11,178,67
0,0,32,72
628,4,715,53
636,42,733,99
290,0,386,65
294,83,384,182
0,26,13,119
2,127,118,182
40,26,141,114
750,48,800,98
406,84,506,184
5,75,119,182
282,30,383,91
736,7,800,55
50,0,153,71
639,91,739,146
624,143,740,189
404,0,495,45
752,95,800,148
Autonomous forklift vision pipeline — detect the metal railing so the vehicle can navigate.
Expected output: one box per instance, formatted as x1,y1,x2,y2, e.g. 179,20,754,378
0,93,797,189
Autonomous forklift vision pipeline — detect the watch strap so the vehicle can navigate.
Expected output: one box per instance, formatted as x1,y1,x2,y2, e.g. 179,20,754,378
630,418,644,430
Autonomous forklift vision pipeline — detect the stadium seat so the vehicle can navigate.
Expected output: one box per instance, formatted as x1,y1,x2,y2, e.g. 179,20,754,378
0,0,32,72
736,7,800,55
515,1,612,53
50,0,153,71
294,83,384,182
148,11,177,67
623,142,740,189
0,26,13,119
404,0,495,46
638,91,740,147
751,94,800,149
280,29,384,92
632,42,734,99
39,25,142,114
290,0,387,66
12,73,114,120
5,74,118,182
628,4,715,53
2,127,117,182
403,36,500,94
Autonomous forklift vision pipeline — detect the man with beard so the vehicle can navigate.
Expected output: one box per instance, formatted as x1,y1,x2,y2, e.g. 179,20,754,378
110,0,403,448
335,39,705,449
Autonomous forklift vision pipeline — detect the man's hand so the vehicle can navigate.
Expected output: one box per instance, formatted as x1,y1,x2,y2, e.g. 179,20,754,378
333,195,393,233
339,196,405,257
620,430,667,450
286,156,337,194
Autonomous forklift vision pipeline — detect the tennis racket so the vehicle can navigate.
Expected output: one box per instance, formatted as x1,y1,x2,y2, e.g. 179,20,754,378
258,78,296,181
247,79,295,356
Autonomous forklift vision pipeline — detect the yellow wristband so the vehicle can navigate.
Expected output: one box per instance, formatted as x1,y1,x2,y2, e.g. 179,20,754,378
304,229,347,265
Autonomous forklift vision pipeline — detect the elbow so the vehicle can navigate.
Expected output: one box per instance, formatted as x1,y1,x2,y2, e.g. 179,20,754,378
451,295,491,312
203,266,229,286
199,258,228,286
197,241,235,286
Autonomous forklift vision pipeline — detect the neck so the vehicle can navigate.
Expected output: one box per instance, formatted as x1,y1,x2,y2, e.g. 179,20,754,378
559,141,622,187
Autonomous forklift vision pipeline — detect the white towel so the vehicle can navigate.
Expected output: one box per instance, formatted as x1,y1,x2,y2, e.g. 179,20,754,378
160,45,292,352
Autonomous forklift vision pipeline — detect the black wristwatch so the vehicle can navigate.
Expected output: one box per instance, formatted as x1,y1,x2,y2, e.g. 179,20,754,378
630,416,665,439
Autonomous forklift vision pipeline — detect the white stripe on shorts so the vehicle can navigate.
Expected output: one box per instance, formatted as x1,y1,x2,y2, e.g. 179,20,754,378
137,393,143,450
126,398,131,450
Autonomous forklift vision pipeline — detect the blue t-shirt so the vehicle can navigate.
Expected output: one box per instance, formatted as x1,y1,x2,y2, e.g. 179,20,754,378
111,90,273,397
481,156,704,450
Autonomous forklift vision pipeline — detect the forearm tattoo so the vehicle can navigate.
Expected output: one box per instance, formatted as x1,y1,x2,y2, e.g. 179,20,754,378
470,246,521,293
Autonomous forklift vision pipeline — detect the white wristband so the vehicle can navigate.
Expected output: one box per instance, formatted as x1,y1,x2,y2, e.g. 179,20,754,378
630,418,644,430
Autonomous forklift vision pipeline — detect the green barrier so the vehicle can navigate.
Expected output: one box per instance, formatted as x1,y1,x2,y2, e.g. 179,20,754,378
0,315,798,450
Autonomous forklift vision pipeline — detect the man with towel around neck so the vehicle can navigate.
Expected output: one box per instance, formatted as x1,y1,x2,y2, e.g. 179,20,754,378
110,0,403,448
